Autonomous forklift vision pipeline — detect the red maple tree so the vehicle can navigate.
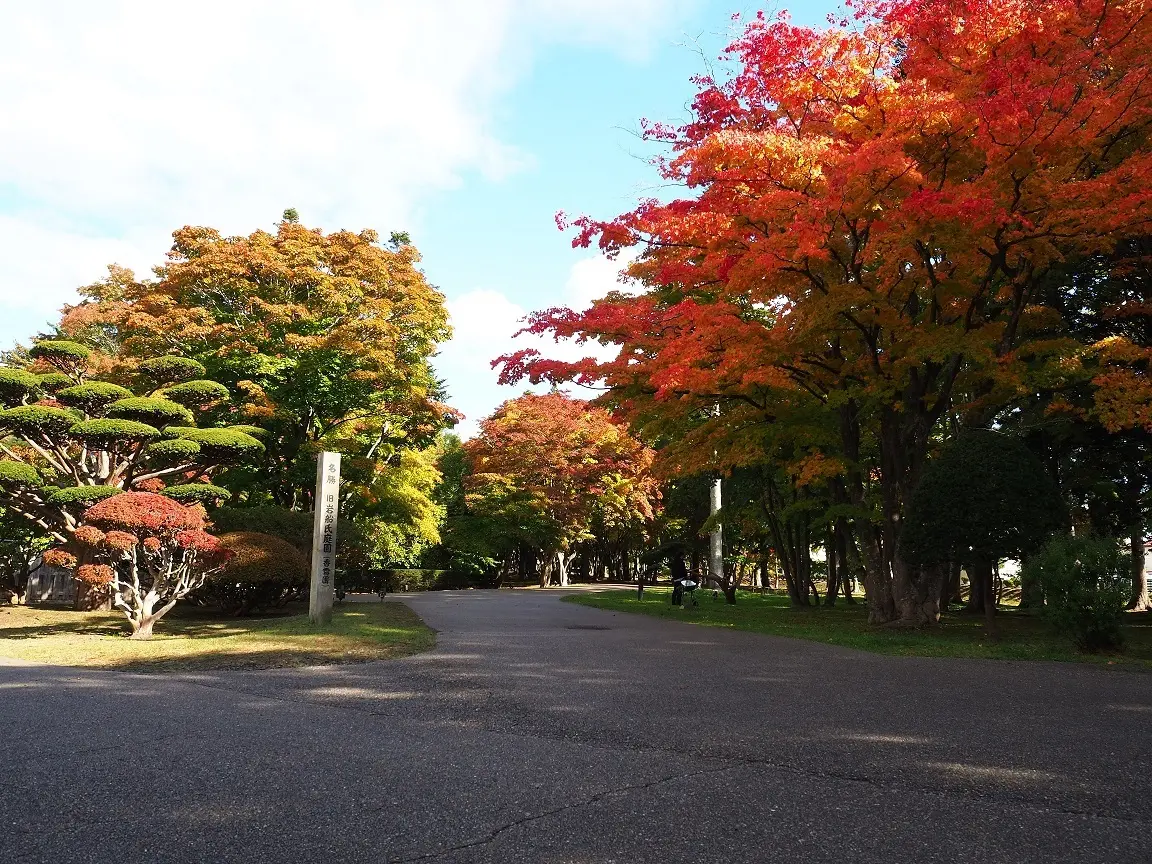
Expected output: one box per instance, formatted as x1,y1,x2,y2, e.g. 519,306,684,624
498,0,1152,623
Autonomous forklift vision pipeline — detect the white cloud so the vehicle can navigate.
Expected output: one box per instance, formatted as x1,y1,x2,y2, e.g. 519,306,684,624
435,254,640,438
0,0,694,346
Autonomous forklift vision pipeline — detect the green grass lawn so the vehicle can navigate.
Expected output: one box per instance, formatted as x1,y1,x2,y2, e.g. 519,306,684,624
567,587,1152,669
0,600,435,672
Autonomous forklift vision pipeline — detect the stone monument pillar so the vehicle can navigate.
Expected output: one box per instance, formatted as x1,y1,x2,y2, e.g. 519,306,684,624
309,451,341,625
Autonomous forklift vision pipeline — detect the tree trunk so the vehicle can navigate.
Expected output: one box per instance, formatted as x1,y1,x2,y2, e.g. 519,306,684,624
968,555,997,634
940,560,962,610
1128,527,1149,612
823,525,838,607
837,523,857,604
965,566,984,614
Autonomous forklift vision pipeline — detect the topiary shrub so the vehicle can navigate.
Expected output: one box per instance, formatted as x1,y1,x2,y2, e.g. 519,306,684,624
162,379,231,408
84,491,204,534
46,486,123,506
159,425,199,439
55,382,134,411
0,368,43,406
69,418,162,448
1024,534,1131,653
161,483,232,505
49,492,228,638
29,340,91,365
0,460,42,487
106,396,194,427
0,405,81,438
136,355,206,384
194,531,308,614
174,427,264,461
226,424,270,440
145,438,202,461
35,373,73,394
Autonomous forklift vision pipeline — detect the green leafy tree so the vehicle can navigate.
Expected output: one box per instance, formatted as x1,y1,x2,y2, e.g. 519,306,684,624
901,431,1068,626
59,218,456,510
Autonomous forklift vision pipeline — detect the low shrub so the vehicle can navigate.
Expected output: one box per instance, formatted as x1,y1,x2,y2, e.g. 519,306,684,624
378,568,496,592
1023,534,1131,652
194,531,308,614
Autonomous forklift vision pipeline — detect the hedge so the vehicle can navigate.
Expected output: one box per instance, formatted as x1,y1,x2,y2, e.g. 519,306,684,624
378,569,495,592
210,505,312,551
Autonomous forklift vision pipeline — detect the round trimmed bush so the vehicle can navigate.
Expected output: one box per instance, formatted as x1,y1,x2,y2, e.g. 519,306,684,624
55,382,134,411
35,373,74,393
197,531,308,614
69,418,162,447
161,483,232,505
0,460,42,487
217,532,308,584
163,379,230,408
145,438,202,460
0,368,43,406
227,424,270,440
137,356,206,384
83,491,203,533
47,486,123,506
175,427,264,461
106,396,195,426
159,425,199,439
0,405,82,438
29,340,91,364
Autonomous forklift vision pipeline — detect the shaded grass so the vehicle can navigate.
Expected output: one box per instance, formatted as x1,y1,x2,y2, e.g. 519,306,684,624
567,587,1152,669
0,601,435,672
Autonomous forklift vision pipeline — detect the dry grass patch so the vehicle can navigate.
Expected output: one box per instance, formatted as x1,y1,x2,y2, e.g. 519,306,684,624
0,600,435,672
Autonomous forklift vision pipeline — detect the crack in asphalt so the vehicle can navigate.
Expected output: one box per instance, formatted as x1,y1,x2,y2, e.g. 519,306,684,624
4,729,201,770
384,763,743,863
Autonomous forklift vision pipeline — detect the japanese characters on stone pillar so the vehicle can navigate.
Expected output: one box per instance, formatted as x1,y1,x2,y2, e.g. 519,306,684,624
309,451,341,625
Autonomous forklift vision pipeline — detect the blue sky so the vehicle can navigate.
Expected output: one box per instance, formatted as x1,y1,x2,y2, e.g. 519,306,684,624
0,0,835,436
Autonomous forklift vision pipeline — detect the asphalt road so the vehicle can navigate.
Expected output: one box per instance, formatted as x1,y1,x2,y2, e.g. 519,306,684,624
2,589,1150,863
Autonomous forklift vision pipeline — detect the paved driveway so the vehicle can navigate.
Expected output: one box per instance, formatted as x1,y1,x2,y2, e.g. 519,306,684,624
2,589,1150,863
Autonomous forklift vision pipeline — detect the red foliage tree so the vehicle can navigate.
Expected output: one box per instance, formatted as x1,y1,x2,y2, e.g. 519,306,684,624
498,0,1152,624
47,492,228,638
464,393,659,586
